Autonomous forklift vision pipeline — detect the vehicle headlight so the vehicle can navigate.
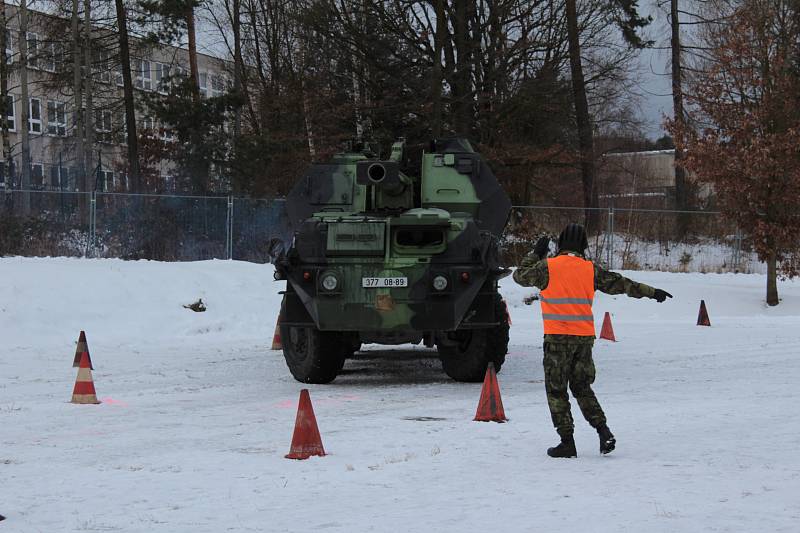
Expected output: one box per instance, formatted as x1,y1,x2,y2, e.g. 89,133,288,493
321,273,339,291
432,275,448,291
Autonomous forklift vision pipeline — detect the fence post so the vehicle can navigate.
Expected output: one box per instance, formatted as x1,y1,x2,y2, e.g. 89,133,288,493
226,195,234,260
89,191,96,258
607,206,614,269
733,226,742,272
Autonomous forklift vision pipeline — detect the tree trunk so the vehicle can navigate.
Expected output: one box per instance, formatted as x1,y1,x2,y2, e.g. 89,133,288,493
300,49,316,160
430,0,446,138
452,0,471,136
232,0,242,139
565,0,598,231
19,0,30,212
0,0,13,191
671,0,689,235
71,0,85,192
83,0,95,189
187,6,200,102
114,0,140,193
766,250,779,306
185,5,209,192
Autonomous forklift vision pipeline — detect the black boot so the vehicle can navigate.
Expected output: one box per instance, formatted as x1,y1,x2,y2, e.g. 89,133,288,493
597,424,616,454
547,435,577,458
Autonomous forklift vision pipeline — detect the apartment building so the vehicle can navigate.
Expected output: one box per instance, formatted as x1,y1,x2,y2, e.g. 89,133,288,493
0,5,231,193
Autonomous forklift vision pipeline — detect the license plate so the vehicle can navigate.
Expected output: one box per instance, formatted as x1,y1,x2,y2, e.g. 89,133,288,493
362,277,408,288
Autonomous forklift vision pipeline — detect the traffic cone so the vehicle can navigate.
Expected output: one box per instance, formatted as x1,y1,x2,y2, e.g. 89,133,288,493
71,351,100,404
474,362,507,422
271,313,283,350
697,300,711,326
285,389,326,459
599,312,616,341
72,331,94,369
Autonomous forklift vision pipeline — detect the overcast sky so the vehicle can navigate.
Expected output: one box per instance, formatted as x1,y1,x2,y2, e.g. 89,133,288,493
635,0,678,140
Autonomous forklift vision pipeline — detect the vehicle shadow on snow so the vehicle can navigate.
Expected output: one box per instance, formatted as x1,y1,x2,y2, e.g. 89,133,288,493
334,347,450,385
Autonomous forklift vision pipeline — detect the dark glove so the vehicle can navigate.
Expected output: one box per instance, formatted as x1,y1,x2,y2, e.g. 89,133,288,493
533,236,550,259
653,289,673,303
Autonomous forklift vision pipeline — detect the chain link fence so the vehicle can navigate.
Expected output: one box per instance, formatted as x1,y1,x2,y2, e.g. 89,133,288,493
0,190,286,262
505,206,760,273
0,190,763,273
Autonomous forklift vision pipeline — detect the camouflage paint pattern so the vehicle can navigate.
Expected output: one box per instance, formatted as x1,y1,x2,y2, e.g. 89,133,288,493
277,139,511,335
543,342,606,437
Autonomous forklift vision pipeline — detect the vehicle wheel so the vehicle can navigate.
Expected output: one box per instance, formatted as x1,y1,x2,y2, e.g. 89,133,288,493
438,295,509,382
281,324,348,383
279,300,347,383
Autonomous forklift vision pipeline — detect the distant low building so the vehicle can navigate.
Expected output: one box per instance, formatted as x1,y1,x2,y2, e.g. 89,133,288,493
598,149,711,210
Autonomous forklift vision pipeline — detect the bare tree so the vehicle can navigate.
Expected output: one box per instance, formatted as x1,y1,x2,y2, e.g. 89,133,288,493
0,0,13,188
19,0,31,210
70,0,86,191
114,0,141,192
83,0,95,185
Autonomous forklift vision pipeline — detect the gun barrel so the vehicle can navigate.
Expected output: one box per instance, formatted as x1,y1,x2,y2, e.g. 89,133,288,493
367,163,387,184
356,161,409,196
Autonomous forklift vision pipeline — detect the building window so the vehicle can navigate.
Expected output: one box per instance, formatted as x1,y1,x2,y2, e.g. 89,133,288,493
116,63,124,87
95,109,112,143
47,100,66,136
98,168,114,191
5,95,15,132
211,74,226,97
49,164,67,188
159,124,174,142
135,59,152,90
29,97,42,134
0,161,15,186
26,32,38,69
5,29,14,64
42,42,57,72
92,48,112,84
141,115,154,133
154,63,171,94
198,71,208,97
31,163,43,187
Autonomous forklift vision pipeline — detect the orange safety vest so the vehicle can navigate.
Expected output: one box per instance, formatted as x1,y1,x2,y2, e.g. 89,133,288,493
540,254,595,336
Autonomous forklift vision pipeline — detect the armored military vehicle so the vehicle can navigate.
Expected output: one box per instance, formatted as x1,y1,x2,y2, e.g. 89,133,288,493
273,138,511,383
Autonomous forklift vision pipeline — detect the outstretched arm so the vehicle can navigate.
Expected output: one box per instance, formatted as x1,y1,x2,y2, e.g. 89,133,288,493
594,265,671,302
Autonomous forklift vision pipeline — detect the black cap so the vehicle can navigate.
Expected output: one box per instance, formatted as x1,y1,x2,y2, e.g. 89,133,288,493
558,223,588,253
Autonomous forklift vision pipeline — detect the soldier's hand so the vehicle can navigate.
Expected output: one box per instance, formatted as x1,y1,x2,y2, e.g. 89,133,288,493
653,288,673,303
533,236,550,259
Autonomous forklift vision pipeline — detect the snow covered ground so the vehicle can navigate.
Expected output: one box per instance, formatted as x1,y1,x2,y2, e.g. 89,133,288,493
1,257,799,532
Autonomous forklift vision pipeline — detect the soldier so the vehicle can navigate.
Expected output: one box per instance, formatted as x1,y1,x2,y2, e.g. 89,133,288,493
514,223,672,458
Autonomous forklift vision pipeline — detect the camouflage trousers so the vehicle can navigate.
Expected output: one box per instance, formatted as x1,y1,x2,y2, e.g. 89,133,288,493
543,342,607,437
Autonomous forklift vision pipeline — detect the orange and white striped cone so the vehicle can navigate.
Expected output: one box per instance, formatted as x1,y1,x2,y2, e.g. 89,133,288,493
72,331,94,369
271,313,283,350
71,351,100,404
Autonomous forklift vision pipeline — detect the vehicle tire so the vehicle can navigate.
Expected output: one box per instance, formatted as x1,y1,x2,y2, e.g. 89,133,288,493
438,295,510,382
279,300,347,383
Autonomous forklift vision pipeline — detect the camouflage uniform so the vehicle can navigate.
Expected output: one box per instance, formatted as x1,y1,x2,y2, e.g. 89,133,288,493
513,251,656,437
